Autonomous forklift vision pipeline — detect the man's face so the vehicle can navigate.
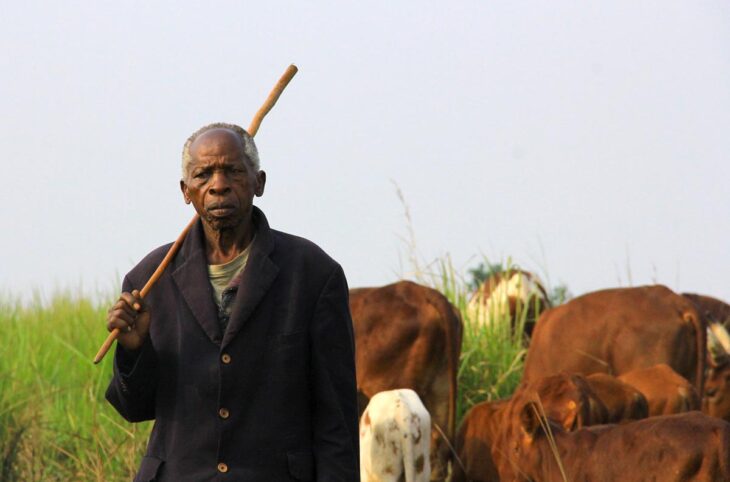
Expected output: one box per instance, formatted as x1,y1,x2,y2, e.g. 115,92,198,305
180,129,265,231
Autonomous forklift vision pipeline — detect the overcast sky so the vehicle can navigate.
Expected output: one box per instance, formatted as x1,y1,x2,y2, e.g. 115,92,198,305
1,1,728,302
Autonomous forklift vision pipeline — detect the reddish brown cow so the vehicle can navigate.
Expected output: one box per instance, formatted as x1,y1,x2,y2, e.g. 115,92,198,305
683,293,730,325
680,294,730,421
452,400,506,482
350,280,463,482
618,363,700,416
704,358,730,422
453,374,608,482
524,285,706,393
584,373,649,423
494,382,730,482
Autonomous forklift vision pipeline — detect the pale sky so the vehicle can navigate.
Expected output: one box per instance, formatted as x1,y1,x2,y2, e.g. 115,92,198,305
1,1,729,302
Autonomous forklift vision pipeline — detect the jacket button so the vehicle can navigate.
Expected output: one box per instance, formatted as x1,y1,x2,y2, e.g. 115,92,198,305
221,353,231,364
217,462,228,473
219,408,230,419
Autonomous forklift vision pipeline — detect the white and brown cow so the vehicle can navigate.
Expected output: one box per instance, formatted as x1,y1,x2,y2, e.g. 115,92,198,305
360,389,431,482
466,269,550,338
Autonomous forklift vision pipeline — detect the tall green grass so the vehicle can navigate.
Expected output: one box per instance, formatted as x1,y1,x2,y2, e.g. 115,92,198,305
0,293,150,481
392,186,536,424
408,256,530,424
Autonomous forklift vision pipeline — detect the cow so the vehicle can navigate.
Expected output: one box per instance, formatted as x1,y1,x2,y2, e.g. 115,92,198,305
350,281,463,481
453,373,608,482
451,400,506,482
360,389,431,482
704,357,730,422
523,285,706,394
618,363,700,416
683,293,730,326
466,269,550,338
494,381,730,482
584,373,649,423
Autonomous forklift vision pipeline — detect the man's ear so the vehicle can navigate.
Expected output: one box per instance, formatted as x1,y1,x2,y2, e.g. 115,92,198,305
254,170,266,197
180,180,191,204
520,401,543,438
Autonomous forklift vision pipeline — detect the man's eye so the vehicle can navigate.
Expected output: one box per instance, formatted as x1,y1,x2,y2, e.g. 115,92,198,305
194,172,209,179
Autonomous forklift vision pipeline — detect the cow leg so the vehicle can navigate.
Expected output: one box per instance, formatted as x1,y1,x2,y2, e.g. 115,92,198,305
398,391,431,482
428,370,451,481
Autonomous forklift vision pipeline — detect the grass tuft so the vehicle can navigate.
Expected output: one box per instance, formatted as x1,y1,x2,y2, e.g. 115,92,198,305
0,292,150,481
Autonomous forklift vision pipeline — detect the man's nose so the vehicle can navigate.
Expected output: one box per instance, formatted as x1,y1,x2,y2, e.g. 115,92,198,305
209,171,231,195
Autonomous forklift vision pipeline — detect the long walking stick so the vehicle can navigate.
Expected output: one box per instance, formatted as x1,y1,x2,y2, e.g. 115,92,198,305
93,64,298,364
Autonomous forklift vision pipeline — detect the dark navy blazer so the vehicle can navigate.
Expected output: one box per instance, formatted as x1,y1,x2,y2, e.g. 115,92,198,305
106,207,359,482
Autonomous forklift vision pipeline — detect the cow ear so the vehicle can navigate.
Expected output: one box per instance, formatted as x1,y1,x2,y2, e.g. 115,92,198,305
520,402,542,437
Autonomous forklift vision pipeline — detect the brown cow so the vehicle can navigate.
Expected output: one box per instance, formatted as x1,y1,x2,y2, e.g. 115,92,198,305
494,382,730,482
618,363,700,416
466,269,550,338
453,374,607,482
523,285,706,393
683,293,730,325
350,281,463,482
704,358,730,422
452,400,506,482
584,372,649,423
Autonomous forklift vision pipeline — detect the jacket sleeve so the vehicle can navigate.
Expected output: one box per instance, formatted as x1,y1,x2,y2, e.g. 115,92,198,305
310,263,360,482
104,275,158,423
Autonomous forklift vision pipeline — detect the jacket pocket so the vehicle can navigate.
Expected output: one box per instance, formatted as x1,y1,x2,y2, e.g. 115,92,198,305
134,455,164,482
287,450,314,481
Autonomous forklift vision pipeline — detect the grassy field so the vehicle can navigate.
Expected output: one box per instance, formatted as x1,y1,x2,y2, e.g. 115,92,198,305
0,262,531,480
0,293,150,481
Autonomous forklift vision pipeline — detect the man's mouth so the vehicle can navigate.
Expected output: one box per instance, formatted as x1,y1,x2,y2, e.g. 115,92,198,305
207,204,237,217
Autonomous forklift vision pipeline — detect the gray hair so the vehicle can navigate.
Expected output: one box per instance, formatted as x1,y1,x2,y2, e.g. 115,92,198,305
181,122,260,178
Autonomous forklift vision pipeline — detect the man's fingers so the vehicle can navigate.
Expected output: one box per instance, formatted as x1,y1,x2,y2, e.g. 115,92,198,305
109,306,136,324
111,298,137,319
108,317,135,333
119,292,141,312
131,289,147,312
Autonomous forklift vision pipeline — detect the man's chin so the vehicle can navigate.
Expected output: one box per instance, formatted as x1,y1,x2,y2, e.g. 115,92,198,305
203,215,241,231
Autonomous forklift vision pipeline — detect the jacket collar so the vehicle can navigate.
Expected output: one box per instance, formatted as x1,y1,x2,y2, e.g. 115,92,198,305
222,207,279,348
171,206,279,347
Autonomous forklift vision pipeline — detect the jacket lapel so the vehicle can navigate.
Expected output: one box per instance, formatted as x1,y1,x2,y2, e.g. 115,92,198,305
172,219,223,345
222,208,279,349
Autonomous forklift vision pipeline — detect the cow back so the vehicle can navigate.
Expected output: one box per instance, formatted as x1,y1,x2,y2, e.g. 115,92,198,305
618,364,700,416
524,285,706,393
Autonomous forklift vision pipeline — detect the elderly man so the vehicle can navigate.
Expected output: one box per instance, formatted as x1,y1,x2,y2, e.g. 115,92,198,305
105,123,359,481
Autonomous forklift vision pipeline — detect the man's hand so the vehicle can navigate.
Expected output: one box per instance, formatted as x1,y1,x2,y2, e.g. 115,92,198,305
107,289,151,351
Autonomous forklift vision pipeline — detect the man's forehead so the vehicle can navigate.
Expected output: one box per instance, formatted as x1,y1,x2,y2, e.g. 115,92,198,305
192,128,243,152
190,129,249,164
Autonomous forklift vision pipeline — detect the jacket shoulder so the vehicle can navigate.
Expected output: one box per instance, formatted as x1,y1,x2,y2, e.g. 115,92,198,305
271,230,339,271
124,242,175,288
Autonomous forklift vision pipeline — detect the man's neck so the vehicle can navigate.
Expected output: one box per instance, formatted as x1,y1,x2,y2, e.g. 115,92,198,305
203,220,255,265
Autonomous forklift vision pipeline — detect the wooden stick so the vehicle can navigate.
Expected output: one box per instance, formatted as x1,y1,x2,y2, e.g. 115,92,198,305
247,64,298,137
93,64,298,364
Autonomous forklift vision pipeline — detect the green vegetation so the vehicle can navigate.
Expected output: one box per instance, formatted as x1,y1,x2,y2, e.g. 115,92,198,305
0,293,150,481
410,256,533,423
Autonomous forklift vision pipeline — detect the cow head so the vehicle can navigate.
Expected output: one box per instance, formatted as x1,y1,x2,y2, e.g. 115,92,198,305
494,385,570,482
530,373,608,430
704,358,730,422
494,375,606,481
